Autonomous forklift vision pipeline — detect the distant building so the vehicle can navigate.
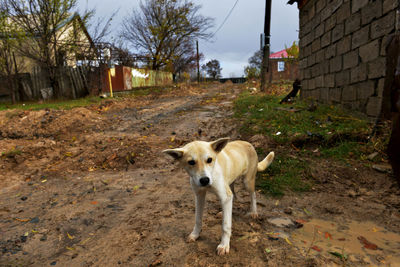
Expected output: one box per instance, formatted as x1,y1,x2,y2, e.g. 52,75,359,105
268,49,299,81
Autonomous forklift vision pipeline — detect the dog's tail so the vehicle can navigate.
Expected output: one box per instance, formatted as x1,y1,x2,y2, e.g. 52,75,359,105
257,152,275,172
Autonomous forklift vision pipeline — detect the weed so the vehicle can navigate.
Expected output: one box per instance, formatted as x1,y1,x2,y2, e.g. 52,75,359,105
1,149,23,158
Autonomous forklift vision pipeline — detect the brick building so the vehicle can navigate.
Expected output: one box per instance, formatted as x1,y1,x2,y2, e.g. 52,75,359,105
269,49,299,81
288,0,399,117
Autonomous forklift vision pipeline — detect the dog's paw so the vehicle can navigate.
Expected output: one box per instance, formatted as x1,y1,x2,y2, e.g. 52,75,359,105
216,244,230,255
247,212,259,219
187,233,199,243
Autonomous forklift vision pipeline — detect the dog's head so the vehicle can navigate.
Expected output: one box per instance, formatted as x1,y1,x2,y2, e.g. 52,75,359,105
163,138,230,187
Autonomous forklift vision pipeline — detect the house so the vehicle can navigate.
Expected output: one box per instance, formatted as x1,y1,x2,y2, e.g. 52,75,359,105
288,0,398,117
268,49,299,81
0,13,96,101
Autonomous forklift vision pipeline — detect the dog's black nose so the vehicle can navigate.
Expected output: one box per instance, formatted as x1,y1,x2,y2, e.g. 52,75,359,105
199,177,210,186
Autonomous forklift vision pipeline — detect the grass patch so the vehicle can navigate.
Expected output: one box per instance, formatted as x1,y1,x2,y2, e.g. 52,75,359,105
1,149,23,158
234,93,370,145
0,96,103,111
257,155,311,197
234,91,375,196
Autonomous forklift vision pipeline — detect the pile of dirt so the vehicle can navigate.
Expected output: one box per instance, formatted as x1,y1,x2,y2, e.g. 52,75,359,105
0,108,106,139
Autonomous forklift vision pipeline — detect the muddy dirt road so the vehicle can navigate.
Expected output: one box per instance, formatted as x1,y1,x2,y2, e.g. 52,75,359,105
1,84,400,266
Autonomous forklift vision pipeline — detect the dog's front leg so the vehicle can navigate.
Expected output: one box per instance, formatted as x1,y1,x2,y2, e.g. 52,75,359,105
188,189,206,242
217,193,233,255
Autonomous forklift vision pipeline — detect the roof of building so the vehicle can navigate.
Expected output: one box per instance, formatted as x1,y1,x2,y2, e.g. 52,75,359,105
269,49,289,59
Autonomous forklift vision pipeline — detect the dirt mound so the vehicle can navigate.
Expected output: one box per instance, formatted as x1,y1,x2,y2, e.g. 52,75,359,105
0,107,105,139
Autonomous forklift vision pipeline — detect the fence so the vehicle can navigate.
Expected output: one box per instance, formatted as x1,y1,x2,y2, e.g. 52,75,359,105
103,66,173,92
0,66,98,102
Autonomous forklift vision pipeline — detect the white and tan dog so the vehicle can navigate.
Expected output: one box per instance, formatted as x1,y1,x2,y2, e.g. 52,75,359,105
163,138,274,255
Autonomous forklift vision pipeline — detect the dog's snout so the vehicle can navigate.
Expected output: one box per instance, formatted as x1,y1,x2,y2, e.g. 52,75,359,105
199,177,210,186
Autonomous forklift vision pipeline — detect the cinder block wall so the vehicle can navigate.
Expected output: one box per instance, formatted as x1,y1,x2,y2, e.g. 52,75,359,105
298,0,398,117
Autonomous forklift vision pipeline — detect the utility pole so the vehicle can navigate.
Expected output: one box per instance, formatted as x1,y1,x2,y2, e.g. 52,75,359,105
260,0,272,92
196,40,200,83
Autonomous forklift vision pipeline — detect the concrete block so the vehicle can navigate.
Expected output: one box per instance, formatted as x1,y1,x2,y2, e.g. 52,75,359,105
335,70,350,86
309,78,316,90
308,53,316,67
337,1,351,23
316,49,325,63
352,25,370,49
357,80,375,99
315,23,325,38
323,60,330,74
330,55,343,72
321,31,331,48
361,0,383,25
368,57,386,79
342,85,357,101
332,23,345,43
337,35,352,55
312,38,321,53
325,73,335,87
325,13,337,31
377,78,385,97
359,39,380,62
316,0,327,13
350,63,368,83
383,0,398,14
345,12,361,35
315,75,324,88
320,87,330,102
352,0,368,13
330,87,342,102
325,43,337,59
371,11,396,39
366,96,382,117
312,63,323,77
343,50,359,69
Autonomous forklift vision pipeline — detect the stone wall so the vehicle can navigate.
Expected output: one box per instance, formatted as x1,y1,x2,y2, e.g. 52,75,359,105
298,0,398,117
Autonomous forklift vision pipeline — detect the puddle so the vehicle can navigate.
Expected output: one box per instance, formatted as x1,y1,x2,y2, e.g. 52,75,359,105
290,218,400,265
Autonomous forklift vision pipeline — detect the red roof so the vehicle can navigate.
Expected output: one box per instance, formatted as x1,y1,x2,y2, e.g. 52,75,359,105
269,49,289,59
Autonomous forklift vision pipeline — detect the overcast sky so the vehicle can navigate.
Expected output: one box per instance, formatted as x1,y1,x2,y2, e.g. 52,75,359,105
78,0,299,78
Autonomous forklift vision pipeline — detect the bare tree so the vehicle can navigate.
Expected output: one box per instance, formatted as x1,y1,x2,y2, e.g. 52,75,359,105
1,0,93,97
0,9,24,103
120,0,214,72
202,59,222,80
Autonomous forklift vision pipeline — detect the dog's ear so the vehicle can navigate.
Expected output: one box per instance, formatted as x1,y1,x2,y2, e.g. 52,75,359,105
210,138,230,153
163,149,184,160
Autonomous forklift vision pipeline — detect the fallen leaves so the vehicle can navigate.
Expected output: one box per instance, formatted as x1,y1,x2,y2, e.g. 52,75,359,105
14,218,30,222
357,236,378,250
311,245,322,252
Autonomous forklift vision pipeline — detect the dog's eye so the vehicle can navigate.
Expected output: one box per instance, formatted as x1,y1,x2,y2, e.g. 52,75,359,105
188,160,196,166
207,158,212,164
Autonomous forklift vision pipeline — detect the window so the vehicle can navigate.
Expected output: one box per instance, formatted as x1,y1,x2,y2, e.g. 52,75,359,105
278,61,285,72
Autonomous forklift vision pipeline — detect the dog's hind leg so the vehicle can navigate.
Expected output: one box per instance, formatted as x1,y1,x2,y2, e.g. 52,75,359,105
244,169,258,218
188,189,206,242
229,182,235,197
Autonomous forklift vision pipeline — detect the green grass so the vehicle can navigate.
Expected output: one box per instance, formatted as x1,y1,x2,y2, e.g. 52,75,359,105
0,96,103,111
1,149,23,158
257,155,311,197
234,91,374,197
0,86,173,111
234,93,370,144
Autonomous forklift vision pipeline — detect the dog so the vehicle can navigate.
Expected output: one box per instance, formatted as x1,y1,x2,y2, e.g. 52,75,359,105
163,138,274,255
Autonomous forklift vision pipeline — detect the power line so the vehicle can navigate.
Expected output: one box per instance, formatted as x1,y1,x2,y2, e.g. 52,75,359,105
212,0,240,37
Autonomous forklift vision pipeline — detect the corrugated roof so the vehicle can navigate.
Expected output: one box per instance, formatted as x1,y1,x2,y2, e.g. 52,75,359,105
269,49,289,59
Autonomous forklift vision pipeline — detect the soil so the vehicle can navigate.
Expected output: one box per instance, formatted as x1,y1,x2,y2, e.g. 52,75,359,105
1,83,400,266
